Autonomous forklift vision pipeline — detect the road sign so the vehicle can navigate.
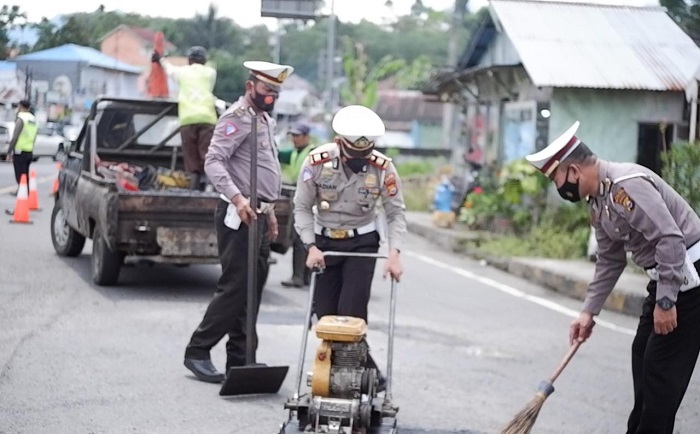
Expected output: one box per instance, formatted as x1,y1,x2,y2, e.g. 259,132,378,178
261,0,321,19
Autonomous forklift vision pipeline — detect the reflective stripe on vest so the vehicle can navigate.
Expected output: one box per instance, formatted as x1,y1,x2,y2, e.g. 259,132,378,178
16,112,38,152
177,64,217,126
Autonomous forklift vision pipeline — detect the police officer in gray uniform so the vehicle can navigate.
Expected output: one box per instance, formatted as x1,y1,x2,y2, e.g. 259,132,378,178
294,105,406,390
183,60,294,384
526,121,700,434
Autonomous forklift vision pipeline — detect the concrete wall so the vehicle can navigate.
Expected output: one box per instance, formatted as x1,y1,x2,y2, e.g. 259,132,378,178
550,88,687,163
79,67,140,100
12,60,81,97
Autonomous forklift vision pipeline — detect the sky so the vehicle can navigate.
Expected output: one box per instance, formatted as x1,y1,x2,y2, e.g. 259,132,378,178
18,0,659,28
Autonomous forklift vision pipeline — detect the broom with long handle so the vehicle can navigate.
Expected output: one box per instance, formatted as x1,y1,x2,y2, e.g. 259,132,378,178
500,340,583,434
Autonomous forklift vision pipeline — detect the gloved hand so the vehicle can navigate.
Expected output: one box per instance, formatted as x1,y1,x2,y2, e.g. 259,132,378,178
151,51,161,63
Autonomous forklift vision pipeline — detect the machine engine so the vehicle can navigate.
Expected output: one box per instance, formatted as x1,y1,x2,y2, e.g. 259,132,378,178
305,315,379,431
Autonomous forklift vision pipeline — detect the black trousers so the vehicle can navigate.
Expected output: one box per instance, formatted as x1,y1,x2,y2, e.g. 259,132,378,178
291,225,310,285
13,151,32,185
313,231,381,322
627,261,700,434
185,199,270,369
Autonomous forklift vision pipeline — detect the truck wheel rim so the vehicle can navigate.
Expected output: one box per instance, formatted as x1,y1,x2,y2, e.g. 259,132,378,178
53,209,69,247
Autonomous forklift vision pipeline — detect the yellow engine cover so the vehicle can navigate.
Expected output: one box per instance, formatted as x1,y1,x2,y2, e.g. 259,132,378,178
311,340,331,397
315,315,367,343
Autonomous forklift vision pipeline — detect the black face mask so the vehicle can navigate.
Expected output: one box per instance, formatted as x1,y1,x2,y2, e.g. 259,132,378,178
345,158,367,173
557,168,582,203
251,89,276,113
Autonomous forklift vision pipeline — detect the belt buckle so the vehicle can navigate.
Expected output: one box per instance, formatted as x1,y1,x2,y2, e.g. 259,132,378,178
329,229,349,239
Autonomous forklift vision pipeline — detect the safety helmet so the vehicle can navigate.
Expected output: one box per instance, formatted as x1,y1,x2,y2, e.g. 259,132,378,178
188,46,208,62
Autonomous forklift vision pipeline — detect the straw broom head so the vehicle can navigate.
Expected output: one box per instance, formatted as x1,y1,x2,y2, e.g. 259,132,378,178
499,341,581,434
499,381,555,434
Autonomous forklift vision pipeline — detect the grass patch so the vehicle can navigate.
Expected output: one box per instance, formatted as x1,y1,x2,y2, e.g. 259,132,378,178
478,225,589,259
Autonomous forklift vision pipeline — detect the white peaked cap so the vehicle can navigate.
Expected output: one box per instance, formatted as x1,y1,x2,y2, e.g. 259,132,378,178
525,121,581,177
243,61,294,87
332,105,386,142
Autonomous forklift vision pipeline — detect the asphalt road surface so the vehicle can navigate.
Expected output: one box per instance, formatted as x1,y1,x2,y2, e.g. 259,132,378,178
1,160,699,434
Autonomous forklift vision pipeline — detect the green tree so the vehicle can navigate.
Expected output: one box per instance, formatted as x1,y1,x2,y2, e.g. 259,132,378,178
241,24,273,61
209,50,248,101
175,4,243,53
0,5,26,59
660,0,700,39
340,40,404,108
279,20,328,84
394,55,435,90
81,8,150,48
32,16,93,50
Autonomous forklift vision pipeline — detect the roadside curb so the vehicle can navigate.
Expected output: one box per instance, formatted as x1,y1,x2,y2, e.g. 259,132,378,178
407,216,646,317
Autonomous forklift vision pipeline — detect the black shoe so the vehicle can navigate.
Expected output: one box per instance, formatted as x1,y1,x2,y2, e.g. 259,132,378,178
184,358,225,383
5,209,14,216
281,278,304,288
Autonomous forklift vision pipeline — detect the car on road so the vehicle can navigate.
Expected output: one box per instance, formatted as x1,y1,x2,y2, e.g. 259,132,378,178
0,121,67,161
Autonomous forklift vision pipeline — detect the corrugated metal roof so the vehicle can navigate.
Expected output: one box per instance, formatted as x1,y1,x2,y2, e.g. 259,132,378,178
489,0,700,91
14,44,142,74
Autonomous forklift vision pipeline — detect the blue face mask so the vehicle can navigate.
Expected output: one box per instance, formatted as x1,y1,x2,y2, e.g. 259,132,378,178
345,158,367,173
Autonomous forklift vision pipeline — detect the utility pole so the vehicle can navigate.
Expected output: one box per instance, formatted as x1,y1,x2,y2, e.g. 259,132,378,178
273,20,282,64
24,67,32,101
442,0,468,161
325,0,336,114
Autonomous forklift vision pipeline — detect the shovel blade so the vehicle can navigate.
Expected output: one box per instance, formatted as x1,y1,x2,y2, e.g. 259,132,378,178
219,365,289,396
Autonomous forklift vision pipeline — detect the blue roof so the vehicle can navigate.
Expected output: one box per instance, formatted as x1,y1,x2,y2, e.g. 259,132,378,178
0,61,16,71
14,44,142,74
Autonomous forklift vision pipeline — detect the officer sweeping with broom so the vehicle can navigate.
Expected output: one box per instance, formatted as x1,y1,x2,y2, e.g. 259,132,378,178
501,121,700,434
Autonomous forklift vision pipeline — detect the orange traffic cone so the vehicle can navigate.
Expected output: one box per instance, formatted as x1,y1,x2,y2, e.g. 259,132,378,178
28,169,40,211
52,162,62,196
9,174,32,224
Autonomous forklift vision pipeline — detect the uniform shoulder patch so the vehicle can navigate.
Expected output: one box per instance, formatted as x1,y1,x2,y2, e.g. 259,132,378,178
309,143,338,166
229,105,246,118
309,151,331,166
613,187,634,211
369,150,391,170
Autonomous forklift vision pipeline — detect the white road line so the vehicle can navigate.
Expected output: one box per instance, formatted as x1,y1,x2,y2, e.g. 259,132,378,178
406,250,636,336
0,176,55,195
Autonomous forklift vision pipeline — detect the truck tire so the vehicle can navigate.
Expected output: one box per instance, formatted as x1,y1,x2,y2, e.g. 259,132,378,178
92,226,122,286
51,201,86,257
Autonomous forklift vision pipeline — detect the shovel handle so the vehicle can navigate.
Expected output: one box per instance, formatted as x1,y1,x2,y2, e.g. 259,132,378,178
549,340,582,384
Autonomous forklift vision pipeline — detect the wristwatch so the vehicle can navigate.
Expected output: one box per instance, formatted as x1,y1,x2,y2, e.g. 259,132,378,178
304,242,316,251
656,296,675,311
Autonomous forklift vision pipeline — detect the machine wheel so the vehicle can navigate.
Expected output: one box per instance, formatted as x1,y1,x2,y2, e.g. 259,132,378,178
51,201,86,257
91,225,123,286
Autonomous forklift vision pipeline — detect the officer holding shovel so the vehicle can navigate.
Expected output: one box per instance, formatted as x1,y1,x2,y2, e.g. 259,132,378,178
525,121,700,434
183,60,294,384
